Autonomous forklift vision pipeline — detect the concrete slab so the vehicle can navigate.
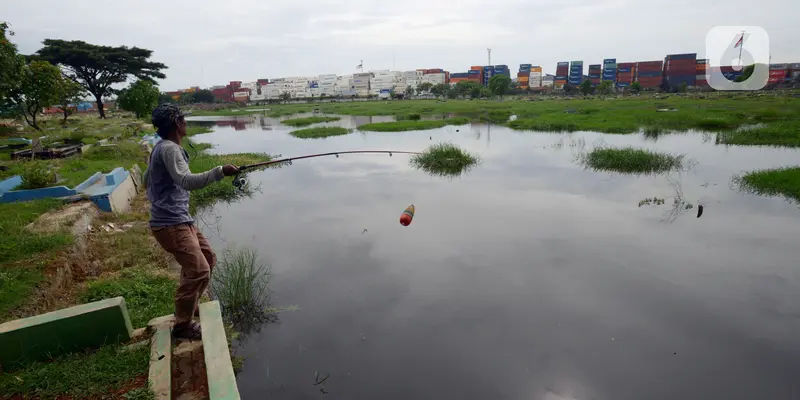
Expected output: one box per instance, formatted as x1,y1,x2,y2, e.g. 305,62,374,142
199,301,240,400
149,323,172,400
0,297,133,370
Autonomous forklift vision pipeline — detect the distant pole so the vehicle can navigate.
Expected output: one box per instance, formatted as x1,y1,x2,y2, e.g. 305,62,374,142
487,48,492,66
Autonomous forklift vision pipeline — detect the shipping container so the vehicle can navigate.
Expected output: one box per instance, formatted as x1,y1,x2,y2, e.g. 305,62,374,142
638,71,662,78
531,67,543,73
618,62,635,68
471,66,483,71
769,63,788,70
589,64,602,69
616,82,631,87
696,59,709,64
618,68,632,73
769,70,787,78
519,76,529,82
666,53,697,61
603,58,617,64
588,73,601,78
555,75,568,80
666,75,696,87
557,62,569,66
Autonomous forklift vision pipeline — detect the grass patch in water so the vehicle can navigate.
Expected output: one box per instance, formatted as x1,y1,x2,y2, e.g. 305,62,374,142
282,116,340,126
359,118,469,132
581,147,684,174
409,143,480,177
734,167,800,202
289,127,351,139
507,119,578,132
210,247,274,329
189,152,271,213
716,124,800,147
694,117,737,130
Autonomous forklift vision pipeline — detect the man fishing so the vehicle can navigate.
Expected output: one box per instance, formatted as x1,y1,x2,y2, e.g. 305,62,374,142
144,104,238,339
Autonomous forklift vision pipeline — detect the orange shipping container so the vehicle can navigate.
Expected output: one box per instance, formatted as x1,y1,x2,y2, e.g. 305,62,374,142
471,66,483,71
531,67,543,73
519,76,529,82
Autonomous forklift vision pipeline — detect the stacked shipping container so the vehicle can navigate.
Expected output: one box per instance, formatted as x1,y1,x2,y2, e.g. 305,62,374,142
518,64,532,89
569,61,583,86
617,62,635,87
529,66,543,88
588,64,602,85
791,63,800,80
602,59,617,84
636,61,663,88
696,59,708,87
769,63,789,85
664,53,696,88
555,62,569,88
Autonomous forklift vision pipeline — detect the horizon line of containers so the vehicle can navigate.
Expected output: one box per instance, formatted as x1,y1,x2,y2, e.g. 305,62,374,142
170,55,800,102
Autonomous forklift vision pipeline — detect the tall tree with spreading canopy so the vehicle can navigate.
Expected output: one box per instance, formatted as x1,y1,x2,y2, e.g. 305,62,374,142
34,40,166,118
55,77,86,123
417,82,433,94
488,75,511,97
117,80,160,119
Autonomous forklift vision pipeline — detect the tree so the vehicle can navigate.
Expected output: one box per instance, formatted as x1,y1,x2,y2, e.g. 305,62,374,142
178,91,195,104
0,22,25,109
417,82,433,94
563,84,577,94
597,80,613,96
406,86,416,97
279,91,291,103
117,80,159,119
579,80,594,95
488,75,511,97
430,83,449,99
158,92,174,104
455,81,482,98
9,61,62,130
678,82,688,93
735,64,755,82
194,89,215,103
34,40,166,118
55,77,85,123
630,82,642,94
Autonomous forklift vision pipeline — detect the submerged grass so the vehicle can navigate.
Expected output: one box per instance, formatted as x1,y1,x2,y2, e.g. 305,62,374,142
716,124,800,147
734,167,800,202
359,117,470,132
289,127,351,139
507,119,579,132
0,342,150,398
581,147,684,174
281,116,341,126
410,143,481,177
210,247,272,327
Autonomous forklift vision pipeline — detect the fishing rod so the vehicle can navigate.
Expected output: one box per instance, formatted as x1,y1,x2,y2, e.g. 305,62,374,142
233,150,420,189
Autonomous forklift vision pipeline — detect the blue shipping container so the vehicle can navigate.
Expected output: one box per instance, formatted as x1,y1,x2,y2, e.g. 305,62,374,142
616,82,630,87
666,75,696,86
558,62,569,66
555,75,568,80
451,73,469,78
638,71,661,78
666,53,697,61
468,70,480,75
588,74,601,78
618,68,631,73
520,64,532,68
603,58,617,64
589,64,602,69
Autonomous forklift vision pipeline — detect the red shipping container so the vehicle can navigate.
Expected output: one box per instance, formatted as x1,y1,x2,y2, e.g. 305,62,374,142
518,72,529,77
768,77,782,84
590,79,601,85
769,70,787,77
618,62,635,68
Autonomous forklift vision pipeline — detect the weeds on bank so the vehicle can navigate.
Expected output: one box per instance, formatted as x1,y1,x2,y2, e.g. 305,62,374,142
0,342,150,398
81,267,176,327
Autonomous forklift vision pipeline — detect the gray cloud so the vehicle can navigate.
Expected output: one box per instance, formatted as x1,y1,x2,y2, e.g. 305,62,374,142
3,0,796,90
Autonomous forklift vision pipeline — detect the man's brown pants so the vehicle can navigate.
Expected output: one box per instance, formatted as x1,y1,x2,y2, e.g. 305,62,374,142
151,223,216,325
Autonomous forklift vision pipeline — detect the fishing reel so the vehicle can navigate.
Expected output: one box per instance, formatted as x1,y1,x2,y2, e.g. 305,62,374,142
232,171,247,190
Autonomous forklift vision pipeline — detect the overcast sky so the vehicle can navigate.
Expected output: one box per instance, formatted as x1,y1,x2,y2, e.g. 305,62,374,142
3,0,797,91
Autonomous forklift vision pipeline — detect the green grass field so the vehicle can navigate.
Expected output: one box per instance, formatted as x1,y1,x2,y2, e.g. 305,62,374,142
281,116,340,126
199,95,800,144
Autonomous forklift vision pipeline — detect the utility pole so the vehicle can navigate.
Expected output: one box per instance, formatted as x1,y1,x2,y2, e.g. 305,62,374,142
487,48,492,66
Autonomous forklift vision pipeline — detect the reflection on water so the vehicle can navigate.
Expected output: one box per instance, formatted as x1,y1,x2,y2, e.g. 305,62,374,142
188,115,800,400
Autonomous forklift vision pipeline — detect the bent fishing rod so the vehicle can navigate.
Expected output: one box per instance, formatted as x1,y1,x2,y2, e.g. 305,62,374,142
233,150,420,188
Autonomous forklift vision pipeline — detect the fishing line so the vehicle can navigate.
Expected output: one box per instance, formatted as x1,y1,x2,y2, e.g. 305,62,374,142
233,150,419,189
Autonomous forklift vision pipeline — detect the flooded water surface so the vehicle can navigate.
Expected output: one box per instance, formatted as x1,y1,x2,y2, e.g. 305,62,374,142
190,115,800,400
